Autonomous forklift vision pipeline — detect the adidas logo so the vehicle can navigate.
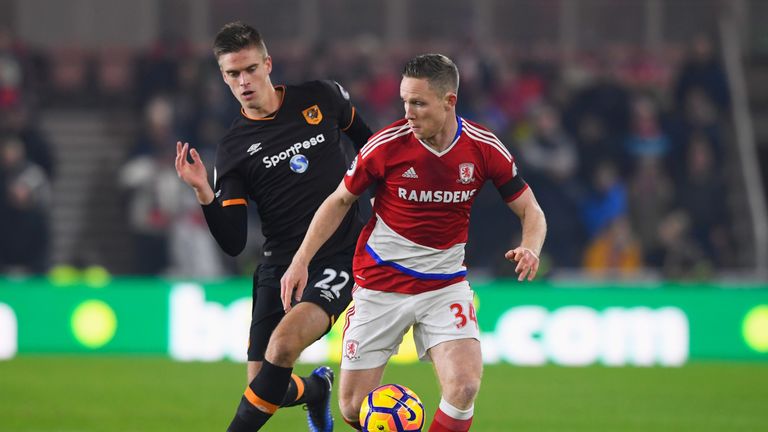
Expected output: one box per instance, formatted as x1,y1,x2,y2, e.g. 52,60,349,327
402,167,419,178
246,143,262,155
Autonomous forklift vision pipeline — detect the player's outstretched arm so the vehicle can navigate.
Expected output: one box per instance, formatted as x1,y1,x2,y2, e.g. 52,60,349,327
280,181,360,311
175,141,215,205
176,141,248,256
505,188,547,281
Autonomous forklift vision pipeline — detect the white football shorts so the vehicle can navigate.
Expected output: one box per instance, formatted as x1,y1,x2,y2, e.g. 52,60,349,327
340,280,479,370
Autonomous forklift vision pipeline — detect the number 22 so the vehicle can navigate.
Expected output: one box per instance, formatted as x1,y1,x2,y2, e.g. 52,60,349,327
315,268,350,299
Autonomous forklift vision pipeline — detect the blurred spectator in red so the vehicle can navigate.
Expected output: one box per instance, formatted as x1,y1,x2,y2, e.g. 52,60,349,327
494,62,546,123
363,56,400,123
0,29,53,178
0,135,51,274
0,27,22,109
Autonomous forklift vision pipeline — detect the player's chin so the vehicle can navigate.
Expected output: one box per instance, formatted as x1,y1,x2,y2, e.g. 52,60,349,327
414,130,436,141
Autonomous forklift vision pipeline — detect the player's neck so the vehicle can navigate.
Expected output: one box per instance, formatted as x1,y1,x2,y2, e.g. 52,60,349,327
243,86,283,119
423,115,458,152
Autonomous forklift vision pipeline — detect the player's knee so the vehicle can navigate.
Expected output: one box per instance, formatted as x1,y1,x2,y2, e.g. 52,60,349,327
444,378,480,408
264,332,302,366
338,392,362,422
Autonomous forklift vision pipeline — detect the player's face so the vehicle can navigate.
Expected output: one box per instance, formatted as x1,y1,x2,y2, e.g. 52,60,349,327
400,77,455,141
218,47,273,110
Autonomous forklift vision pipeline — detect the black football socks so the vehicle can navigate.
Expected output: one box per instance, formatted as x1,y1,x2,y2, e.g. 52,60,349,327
227,360,292,431
281,372,325,407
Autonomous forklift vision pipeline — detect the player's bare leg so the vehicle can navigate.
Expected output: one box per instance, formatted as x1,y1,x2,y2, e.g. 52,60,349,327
247,361,262,383
338,365,387,429
264,302,329,365
228,302,334,432
427,338,482,432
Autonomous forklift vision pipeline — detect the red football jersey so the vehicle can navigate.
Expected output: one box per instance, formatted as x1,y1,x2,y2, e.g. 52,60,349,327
344,117,528,294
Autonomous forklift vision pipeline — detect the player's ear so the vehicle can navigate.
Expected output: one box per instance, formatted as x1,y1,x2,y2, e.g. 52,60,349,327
445,92,457,109
264,55,273,74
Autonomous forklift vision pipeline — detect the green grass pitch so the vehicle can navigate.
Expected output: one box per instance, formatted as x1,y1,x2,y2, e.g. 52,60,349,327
1,356,767,431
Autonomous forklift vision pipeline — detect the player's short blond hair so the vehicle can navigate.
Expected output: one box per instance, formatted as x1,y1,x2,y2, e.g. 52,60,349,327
402,54,460,96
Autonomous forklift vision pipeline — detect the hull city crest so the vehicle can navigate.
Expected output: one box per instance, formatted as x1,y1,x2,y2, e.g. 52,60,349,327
302,104,323,125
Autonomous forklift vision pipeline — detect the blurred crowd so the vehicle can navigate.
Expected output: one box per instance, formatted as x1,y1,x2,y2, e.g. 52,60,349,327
0,25,738,280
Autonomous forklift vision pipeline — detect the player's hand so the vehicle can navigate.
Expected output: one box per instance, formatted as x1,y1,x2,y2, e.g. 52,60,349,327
280,261,308,312
505,247,540,281
175,141,214,203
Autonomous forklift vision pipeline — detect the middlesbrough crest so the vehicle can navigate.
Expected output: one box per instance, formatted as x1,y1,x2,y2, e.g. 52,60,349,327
345,339,360,360
457,162,475,184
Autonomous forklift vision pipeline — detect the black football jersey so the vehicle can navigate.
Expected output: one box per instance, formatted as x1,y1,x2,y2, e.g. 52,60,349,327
213,80,365,264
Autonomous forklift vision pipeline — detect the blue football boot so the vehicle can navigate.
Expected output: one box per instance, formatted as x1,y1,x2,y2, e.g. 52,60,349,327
306,366,334,432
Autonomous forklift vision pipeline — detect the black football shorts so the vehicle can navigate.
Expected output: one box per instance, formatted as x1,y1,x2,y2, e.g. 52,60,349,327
247,249,354,361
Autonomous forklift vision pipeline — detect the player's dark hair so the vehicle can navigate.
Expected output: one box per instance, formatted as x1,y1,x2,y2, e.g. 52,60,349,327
213,21,268,59
402,54,460,96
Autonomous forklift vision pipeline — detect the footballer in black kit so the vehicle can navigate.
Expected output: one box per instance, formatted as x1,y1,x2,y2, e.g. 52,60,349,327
174,21,374,432
205,79,372,361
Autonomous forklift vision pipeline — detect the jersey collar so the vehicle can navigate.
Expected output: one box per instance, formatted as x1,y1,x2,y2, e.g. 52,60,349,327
240,85,286,121
417,115,463,157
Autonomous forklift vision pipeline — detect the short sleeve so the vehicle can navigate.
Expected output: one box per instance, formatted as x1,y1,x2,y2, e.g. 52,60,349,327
495,159,528,202
483,139,528,202
320,80,355,130
343,153,379,196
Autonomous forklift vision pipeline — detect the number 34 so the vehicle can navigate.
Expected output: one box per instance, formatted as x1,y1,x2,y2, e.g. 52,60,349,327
450,302,478,329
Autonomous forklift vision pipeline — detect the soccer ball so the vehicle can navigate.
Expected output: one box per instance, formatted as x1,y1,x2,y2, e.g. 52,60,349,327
359,384,425,432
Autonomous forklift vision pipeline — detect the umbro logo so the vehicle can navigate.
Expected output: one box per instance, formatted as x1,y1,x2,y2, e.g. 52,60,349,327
246,143,262,155
402,167,418,178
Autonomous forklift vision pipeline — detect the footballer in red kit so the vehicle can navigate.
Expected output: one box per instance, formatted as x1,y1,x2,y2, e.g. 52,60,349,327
282,54,546,431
